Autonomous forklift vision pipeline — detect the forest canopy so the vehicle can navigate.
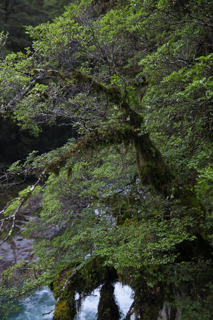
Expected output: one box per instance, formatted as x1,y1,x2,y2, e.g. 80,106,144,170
1,0,213,319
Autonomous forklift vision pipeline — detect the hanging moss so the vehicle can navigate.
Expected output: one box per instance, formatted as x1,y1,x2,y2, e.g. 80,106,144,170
45,69,205,224
132,284,165,320
97,282,121,320
51,258,119,320
48,124,135,174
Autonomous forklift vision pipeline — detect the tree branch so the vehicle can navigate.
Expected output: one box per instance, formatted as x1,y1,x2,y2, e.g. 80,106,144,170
0,169,46,247
42,271,77,316
33,68,203,221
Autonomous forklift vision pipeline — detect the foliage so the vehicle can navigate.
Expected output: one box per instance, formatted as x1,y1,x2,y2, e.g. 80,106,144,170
1,0,213,319
0,0,77,54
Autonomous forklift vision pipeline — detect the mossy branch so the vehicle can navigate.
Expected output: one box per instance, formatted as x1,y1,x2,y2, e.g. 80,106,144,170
28,68,204,220
47,122,204,220
30,67,144,125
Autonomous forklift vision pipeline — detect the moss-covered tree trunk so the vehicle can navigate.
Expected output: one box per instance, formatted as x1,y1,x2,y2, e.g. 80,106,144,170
46,69,205,224
97,282,121,320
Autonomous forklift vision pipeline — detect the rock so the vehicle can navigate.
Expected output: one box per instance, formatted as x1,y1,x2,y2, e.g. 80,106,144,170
11,236,33,263
0,236,33,280
0,242,15,270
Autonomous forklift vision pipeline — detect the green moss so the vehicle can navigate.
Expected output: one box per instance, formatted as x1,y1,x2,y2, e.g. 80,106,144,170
51,266,77,320
71,69,123,104
134,130,205,222
51,258,119,320
97,282,121,320
46,69,206,225
48,124,135,174
136,137,174,193
53,299,76,320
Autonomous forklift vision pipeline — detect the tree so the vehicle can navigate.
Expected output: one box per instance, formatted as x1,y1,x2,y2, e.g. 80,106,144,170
0,0,77,54
1,0,213,319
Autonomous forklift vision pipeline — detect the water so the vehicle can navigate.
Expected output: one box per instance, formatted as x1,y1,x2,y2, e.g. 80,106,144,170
75,284,134,320
6,287,55,320
6,284,133,320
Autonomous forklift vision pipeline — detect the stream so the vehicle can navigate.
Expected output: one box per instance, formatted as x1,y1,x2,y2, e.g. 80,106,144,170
6,284,134,320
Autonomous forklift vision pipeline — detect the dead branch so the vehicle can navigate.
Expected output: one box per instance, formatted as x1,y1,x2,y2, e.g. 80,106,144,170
0,168,46,247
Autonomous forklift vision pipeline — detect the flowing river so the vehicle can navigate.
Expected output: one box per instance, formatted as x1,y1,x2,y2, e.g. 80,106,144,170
6,284,134,320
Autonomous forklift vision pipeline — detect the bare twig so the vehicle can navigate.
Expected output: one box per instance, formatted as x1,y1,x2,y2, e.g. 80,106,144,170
0,168,46,247
42,308,55,316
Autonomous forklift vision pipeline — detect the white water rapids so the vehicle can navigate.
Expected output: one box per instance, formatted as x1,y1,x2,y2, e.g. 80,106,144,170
6,284,134,320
